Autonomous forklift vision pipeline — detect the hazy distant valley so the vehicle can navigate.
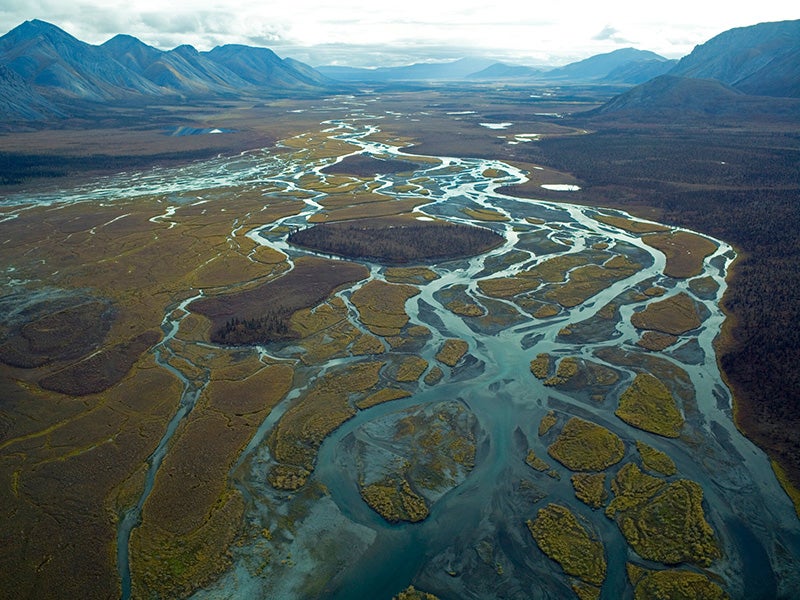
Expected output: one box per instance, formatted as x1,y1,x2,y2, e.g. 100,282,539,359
1,18,799,600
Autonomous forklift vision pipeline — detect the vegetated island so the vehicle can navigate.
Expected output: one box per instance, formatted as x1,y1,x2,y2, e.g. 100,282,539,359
288,215,505,265
190,256,368,345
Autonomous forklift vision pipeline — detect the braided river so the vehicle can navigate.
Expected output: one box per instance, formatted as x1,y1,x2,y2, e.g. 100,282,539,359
10,111,799,599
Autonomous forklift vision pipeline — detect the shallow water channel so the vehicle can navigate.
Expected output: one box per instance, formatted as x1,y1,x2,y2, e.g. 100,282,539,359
16,110,795,599
185,119,800,598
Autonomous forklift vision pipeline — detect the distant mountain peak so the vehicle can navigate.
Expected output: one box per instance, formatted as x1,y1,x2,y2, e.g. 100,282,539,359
668,19,800,97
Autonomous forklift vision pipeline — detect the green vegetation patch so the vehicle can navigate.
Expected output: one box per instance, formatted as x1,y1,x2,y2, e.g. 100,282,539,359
616,373,684,438
631,292,702,335
526,449,551,472
360,476,429,523
289,216,504,264
539,411,558,436
393,585,440,600
571,472,608,509
548,417,625,471
268,361,384,482
636,440,677,476
607,464,720,567
633,568,729,600
527,503,606,586
544,356,579,386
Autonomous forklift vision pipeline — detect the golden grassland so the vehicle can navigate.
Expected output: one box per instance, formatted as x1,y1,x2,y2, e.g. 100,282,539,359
606,463,720,566
539,411,558,436
593,214,671,234
308,197,429,223
395,355,429,382
360,476,429,522
631,292,702,335
636,331,678,351
477,275,541,298
530,353,551,379
616,373,684,438
462,207,509,221
385,266,440,284
526,449,551,472
636,441,677,476
268,361,385,487
445,299,486,317
482,168,508,178
642,231,718,279
130,358,294,597
435,339,469,367
548,418,625,472
393,586,441,600
688,275,720,298
524,254,591,283
543,255,641,308
350,279,420,336
533,303,561,318
571,473,608,509
528,503,606,588
643,285,667,297
770,460,800,519
631,568,728,600
424,366,444,385
544,356,579,386
387,324,431,350
0,167,319,597
356,387,412,409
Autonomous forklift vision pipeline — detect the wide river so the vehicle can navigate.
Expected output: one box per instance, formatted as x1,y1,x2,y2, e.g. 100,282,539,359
8,107,799,599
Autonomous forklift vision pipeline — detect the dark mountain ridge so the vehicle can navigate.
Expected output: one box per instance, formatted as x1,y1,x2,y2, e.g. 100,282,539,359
668,19,800,97
585,20,800,123
544,47,670,81
0,19,338,121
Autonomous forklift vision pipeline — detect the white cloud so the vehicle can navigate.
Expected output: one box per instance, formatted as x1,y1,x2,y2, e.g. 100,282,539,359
0,0,796,65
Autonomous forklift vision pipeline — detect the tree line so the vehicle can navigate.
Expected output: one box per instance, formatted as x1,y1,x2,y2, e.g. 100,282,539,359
288,220,504,264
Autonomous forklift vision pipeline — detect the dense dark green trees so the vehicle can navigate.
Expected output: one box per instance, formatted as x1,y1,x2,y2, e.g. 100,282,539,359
288,219,504,264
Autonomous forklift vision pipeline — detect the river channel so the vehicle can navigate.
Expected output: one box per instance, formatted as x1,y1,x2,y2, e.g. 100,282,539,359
9,107,797,598
178,117,800,598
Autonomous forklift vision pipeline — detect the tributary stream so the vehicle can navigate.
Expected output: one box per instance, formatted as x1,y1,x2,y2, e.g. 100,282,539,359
12,109,796,599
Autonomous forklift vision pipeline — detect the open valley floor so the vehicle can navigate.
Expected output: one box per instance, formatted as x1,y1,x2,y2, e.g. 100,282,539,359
1,88,799,599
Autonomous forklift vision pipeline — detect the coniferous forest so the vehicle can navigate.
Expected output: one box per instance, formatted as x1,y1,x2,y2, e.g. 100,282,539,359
288,218,505,264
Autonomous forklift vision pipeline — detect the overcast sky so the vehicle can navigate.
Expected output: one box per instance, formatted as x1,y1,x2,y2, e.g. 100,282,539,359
1,0,796,66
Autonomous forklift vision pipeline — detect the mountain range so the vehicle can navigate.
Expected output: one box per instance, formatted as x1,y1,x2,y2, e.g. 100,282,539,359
317,48,675,84
0,19,336,120
1,18,798,123
587,20,800,121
